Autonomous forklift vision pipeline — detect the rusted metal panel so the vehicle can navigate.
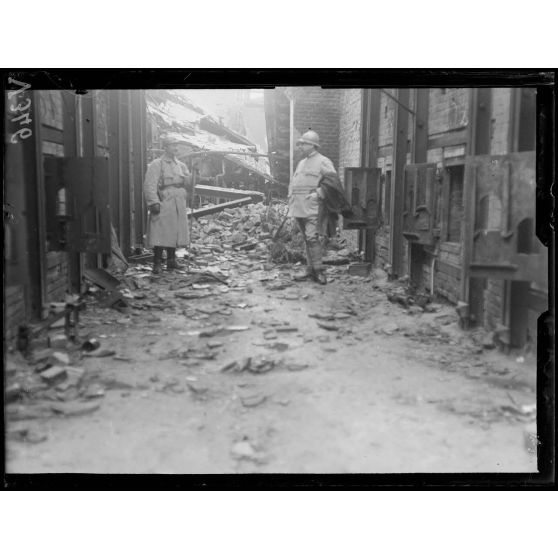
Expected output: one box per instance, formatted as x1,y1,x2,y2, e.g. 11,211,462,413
402,162,438,245
342,167,381,230
465,152,547,287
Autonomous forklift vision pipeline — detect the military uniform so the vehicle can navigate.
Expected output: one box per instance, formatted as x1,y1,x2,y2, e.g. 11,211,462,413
144,154,191,249
288,150,336,278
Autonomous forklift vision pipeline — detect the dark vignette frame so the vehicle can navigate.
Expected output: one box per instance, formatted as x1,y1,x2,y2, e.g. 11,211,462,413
1,68,555,490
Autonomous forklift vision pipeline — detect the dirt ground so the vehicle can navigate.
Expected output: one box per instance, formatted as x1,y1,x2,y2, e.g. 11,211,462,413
5,255,537,474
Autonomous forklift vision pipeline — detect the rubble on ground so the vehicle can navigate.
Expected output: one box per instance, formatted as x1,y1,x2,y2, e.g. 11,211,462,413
5,199,535,446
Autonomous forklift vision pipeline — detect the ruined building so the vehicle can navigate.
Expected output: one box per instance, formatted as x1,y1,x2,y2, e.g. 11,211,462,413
264,86,548,351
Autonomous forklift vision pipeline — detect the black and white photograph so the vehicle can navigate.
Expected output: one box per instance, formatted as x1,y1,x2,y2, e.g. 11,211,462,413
2,70,554,483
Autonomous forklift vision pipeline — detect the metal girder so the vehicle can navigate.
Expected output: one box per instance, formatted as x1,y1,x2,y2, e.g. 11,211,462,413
193,184,264,203
188,197,254,218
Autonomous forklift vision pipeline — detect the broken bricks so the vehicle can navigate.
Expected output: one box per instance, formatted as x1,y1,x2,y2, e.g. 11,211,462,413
51,400,101,417
230,440,267,464
6,426,48,444
221,356,277,375
240,393,267,408
39,366,68,385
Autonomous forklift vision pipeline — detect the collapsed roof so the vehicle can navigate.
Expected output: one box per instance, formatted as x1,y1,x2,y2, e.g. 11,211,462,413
146,90,278,184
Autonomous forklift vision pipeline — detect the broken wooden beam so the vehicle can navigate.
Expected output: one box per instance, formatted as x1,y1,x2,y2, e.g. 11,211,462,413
193,184,264,204
188,197,255,218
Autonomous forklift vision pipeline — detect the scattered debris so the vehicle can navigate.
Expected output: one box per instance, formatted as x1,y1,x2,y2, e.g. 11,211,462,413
6,403,55,421
241,393,267,407
382,323,400,335
317,322,339,331
51,401,101,417
186,381,210,396
286,363,309,372
39,366,68,385
48,333,68,349
82,338,101,352
267,342,289,352
6,426,48,444
524,423,538,454
482,333,496,350
231,441,258,461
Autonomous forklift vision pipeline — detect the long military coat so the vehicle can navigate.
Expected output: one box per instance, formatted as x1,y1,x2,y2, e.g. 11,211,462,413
143,155,191,248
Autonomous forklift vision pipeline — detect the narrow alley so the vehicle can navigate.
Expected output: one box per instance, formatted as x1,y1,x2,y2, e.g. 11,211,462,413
4,77,551,478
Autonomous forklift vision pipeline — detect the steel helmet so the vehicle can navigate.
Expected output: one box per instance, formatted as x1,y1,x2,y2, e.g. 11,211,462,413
161,133,185,146
297,130,320,148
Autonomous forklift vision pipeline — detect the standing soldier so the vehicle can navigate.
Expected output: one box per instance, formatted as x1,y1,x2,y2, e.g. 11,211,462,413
288,130,337,285
144,134,193,274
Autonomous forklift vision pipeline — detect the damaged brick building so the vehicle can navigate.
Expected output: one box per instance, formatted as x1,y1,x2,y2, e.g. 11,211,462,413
4,86,276,344
5,87,148,343
264,86,548,351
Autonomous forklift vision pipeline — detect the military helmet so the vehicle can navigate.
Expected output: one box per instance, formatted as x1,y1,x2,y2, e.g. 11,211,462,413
161,133,184,146
296,130,320,148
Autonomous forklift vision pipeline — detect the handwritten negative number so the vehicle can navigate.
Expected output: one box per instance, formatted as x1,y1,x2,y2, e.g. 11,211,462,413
8,77,32,143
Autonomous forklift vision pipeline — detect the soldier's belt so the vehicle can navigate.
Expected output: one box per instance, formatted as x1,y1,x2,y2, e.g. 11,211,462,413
160,182,185,189
291,187,318,194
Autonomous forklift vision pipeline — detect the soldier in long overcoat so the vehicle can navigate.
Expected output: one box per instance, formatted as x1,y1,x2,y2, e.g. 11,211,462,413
144,134,193,273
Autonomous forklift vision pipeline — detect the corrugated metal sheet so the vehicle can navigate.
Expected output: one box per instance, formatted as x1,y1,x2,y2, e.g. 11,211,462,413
146,92,276,182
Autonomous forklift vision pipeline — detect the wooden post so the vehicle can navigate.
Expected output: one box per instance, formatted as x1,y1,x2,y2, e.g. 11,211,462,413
469,88,492,156
61,91,82,293
366,89,381,167
131,90,147,249
360,90,382,262
389,89,410,277
21,91,48,318
289,97,294,179
361,90,370,166
120,91,132,257
108,90,121,250
461,162,477,306
80,92,98,269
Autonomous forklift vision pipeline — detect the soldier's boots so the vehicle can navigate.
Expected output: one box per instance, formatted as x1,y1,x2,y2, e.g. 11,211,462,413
152,247,163,274
167,248,185,271
308,240,327,285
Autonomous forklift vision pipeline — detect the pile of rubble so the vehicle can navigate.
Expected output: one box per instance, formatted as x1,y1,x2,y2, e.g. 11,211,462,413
383,276,438,314
5,335,111,443
190,201,311,264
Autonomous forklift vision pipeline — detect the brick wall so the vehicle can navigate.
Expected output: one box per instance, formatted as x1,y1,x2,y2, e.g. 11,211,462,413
379,90,396,148
435,242,462,303
46,251,70,303
490,88,512,155
4,285,26,344
338,89,362,178
292,87,341,170
428,88,469,136
5,251,71,341
337,89,362,250
374,230,390,269
484,278,504,329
